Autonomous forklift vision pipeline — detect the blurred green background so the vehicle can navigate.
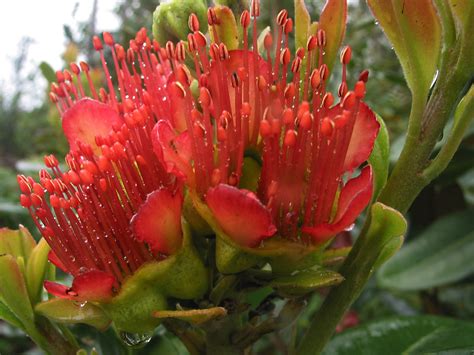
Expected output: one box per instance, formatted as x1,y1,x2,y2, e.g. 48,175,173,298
0,0,472,353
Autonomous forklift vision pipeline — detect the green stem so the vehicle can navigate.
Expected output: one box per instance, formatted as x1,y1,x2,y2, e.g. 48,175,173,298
378,52,469,213
31,316,79,355
204,315,244,355
298,220,378,354
298,16,473,353
423,86,474,181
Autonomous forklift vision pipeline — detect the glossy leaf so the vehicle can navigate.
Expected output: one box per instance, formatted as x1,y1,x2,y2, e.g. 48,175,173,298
368,114,390,201
209,6,239,50
270,268,344,297
378,209,474,290
154,307,227,324
318,0,347,74
367,0,441,96
35,299,111,330
323,316,474,355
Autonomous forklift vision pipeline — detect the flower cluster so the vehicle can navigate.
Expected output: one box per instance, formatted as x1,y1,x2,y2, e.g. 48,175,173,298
18,0,379,330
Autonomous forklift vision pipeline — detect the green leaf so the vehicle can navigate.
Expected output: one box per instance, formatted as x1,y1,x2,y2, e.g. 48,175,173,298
365,203,407,248
35,299,111,330
26,239,51,305
270,268,344,297
154,307,227,325
209,6,239,50
0,255,34,326
367,0,441,97
368,114,390,201
378,209,474,291
39,62,56,83
318,0,347,74
323,316,474,355
0,300,23,329
0,227,36,260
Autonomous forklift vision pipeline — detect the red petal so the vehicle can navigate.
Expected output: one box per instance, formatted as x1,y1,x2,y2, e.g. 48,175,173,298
71,270,115,302
48,250,68,273
131,188,183,254
206,184,276,248
343,103,380,172
152,120,193,180
44,281,72,299
62,98,122,153
304,166,373,242
44,270,115,302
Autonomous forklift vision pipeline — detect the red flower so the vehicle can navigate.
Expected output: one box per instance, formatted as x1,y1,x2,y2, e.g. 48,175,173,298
18,29,186,302
153,2,379,248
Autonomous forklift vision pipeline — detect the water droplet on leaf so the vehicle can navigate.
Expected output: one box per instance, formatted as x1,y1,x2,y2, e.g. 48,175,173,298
119,331,153,347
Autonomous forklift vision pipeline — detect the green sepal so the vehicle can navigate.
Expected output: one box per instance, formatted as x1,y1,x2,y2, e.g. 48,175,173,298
270,268,344,297
35,299,111,331
152,0,207,45
101,220,208,333
209,6,239,50
216,237,262,274
26,238,51,305
102,286,167,333
154,307,227,325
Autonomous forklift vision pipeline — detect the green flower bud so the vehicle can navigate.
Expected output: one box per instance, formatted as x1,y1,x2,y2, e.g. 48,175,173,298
153,0,207,45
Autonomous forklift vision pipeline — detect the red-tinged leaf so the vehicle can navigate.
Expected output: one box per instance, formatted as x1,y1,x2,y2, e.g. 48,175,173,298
367,0,441,96
449,0,474,30
206,184,276,248
48,250,68,273
343,103,380,172
45,270,116,303
131,188,183,255
304,166,373,242
152,120,193,181
318,0,347,74
209,6,239,50
62,98,122,153
295,0,311,51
